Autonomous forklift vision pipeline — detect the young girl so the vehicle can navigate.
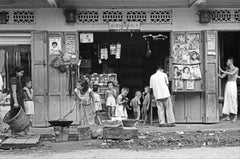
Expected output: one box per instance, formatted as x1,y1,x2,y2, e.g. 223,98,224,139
142,86,151,126
105,81,116,118
23,77,34,134
72,79,95,126
115,87,129,118
92,85,102,125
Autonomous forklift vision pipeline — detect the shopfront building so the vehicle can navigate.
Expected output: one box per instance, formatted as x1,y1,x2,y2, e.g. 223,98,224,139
0,0,240,126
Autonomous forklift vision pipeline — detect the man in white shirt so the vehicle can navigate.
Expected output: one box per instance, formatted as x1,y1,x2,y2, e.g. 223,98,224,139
150,66,175,127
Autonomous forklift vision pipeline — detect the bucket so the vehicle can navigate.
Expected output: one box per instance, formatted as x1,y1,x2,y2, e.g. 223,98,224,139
78,126,91,140
3,107,30,132
54,126,70,142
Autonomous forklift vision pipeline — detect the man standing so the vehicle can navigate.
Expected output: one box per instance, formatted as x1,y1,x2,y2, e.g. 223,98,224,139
150,65,175,127
219,58,239,123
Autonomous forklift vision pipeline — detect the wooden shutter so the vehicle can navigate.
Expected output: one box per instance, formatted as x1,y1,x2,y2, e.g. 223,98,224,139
31,31,48,127
203,30,219,123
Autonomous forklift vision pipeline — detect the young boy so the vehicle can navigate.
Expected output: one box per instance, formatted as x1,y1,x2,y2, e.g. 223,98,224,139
92,85,102,125
23,77,34,135
115,87,129,118
142,86,151,125
130,91,142,120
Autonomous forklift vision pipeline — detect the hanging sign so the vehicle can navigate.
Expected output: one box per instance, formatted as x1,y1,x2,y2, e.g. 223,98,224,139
109,22,141,31
65,34,76,58
80,33,93,43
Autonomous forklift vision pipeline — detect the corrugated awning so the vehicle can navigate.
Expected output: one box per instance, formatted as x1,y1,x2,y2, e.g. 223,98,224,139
0,33,31,45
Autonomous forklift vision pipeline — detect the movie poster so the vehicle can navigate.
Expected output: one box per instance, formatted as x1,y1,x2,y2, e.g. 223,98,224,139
191,64,202,79
49,36,62,55
175,80,183,90
186,80,195,90
172,32,202,91
65,34,76,55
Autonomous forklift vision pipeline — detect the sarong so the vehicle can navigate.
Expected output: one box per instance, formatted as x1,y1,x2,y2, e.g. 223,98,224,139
222,81,238,115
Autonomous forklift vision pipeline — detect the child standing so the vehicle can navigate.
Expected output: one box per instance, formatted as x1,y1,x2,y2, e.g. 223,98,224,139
23,77,34,134
142,86,151,125
116,87,129,118
130,91,142,120
105,81,116,118
72,79,95,126
92,85,102,125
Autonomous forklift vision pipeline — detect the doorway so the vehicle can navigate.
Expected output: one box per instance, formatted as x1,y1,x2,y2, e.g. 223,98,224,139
0,45,31,91
79,32,170,118
218,31,240,115
79,32,170,98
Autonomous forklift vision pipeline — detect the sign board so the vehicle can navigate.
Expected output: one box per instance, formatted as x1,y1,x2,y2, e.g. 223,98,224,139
109,22,141,31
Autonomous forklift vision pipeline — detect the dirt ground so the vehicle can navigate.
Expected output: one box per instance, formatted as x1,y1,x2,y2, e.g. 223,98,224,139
0,147,240,159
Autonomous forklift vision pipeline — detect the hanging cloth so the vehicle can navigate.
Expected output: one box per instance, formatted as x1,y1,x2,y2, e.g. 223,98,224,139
68,64,73,97
146,41,152,58
0,49,6,76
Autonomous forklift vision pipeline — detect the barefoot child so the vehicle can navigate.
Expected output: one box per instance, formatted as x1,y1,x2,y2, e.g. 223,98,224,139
72,79,96,126
130,91,142,120
92,85,102,125
23,77,34,134
142,86,151,125
115,87,129,118
105,81,116,118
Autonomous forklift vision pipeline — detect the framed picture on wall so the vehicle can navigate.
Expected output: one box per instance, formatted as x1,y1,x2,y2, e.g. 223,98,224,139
49,36,62,55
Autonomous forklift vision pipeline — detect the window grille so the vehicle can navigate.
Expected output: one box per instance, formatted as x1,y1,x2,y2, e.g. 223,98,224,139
126,11,147,22
0,9,35,24
150,10,172,24
77,9,172,25
102,10,123,23
211,9,240,23
77,10,99,24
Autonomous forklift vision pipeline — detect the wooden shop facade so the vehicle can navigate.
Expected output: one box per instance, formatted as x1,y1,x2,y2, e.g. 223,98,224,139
0,0,240,126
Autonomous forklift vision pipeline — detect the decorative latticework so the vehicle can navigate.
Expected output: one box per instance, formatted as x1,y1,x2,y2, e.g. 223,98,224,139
0,9,35,24
211,9,240,23
126,11,147,22
77,10,99,24
102,10,123,23
234,10,240,22
76,9,172,24
12,10,35,24
150,10,172,24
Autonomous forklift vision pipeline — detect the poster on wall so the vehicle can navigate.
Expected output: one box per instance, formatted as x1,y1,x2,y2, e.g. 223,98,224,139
207,32,216,50
65,34,76,58
186,80,195,90
182,65,192,80
172,32,202,92
49,36,62,55
80,33,93,43
174,80,183,90
191,64,202,79
173,65,182,79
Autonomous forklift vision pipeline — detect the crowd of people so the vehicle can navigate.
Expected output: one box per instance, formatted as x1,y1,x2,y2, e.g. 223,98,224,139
0,58,239,134
70,65,176,127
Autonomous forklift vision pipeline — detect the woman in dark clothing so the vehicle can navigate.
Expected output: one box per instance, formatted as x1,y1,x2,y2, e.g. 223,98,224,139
10,67,25,111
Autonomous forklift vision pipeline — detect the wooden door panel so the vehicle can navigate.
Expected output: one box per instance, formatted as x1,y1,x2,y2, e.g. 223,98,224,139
31,31,48,127
49,67,61,93
33,96,46,126
49,96,61,120
187,93,203,122
174,93,186,123
203,30,219,123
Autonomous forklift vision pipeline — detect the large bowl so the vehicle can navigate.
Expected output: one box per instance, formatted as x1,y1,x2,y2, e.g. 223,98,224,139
122,119,137,127
48,120,73,127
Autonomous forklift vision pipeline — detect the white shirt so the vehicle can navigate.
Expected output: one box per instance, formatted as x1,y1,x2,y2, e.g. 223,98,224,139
150,70,170,100
0,75,3,91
